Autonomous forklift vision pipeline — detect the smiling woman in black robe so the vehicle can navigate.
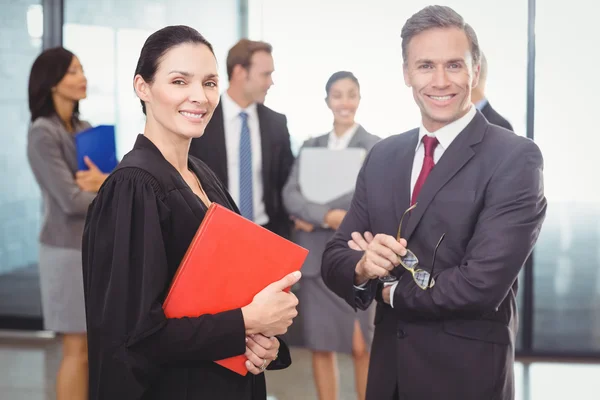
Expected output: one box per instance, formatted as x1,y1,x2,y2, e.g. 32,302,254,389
81,25,301,400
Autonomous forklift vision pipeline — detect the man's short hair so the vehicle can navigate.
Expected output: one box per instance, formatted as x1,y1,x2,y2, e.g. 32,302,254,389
401,6,480,66
226,39,273,81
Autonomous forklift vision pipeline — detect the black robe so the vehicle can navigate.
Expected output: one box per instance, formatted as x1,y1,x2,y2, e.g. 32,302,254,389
82,134,291,400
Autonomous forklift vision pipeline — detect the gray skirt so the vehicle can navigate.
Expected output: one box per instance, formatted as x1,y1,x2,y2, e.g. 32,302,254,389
298,275,375,354
38,244,87,333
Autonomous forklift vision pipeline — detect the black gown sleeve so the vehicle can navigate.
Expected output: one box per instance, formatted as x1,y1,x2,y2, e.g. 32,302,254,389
82,168,247,399
266,337,292,370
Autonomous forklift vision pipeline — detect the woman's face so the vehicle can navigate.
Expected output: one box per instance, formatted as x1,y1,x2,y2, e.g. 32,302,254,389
326,78,360,126
136,42,220,140
53,56,87,102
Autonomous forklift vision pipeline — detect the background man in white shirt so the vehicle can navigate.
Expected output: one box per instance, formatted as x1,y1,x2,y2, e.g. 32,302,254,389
190,39,294,239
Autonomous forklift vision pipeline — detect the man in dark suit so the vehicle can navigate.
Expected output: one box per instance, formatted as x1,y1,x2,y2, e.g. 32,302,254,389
321,6,546,400
472,52,514,131
189,39,294,238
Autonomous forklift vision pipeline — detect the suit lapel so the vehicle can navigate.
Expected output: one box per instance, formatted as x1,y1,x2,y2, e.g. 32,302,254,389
208,102,228,185
481,101,492,115
392,130,420,226
403,113,488,241
316,133,329,147
347,125,367,148
257,104,272,198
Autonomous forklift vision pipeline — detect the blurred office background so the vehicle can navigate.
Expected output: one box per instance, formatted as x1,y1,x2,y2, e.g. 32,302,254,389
0,0,599,398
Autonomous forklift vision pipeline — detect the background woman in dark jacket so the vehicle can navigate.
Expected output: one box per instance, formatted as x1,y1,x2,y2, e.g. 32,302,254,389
282,71,380,400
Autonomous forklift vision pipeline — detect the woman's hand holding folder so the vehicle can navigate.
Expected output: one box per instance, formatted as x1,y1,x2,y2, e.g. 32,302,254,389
75,156,108,193
241,270,302,337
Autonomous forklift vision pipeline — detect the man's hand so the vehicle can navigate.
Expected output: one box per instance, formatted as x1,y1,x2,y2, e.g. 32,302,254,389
76,156,108,192
244,334,280,375
350,232,394,304
292,217,314,232
354,234,407,285
348,231,374,251
324,209,346,230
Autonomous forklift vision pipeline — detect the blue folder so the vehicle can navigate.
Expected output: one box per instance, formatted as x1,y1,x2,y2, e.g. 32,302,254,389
75,125,118,173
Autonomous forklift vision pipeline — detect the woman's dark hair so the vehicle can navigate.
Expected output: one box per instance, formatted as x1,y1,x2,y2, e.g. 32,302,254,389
134,25,215,115
325,71,360,98
28,47,80,122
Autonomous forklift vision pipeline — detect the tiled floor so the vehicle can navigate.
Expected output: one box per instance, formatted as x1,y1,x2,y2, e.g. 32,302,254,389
1,333,599,400
0,334,59,400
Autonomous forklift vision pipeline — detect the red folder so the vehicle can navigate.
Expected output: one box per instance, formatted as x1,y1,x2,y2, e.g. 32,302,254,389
162,203,308,375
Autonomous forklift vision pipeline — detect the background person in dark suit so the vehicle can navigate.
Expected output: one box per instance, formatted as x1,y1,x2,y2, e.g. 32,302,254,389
471,52,514,131
321,6,546,400
189,39,294,239
282,71,380,400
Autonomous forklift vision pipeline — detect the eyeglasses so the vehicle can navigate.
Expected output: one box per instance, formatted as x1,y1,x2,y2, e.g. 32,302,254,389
379,203,446,290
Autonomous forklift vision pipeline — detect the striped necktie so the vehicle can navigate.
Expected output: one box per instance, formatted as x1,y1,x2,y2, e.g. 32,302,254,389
239,111,254,220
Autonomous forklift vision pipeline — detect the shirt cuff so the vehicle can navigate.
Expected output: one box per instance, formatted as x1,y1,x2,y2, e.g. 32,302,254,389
386,282,398,308
353,281,369,291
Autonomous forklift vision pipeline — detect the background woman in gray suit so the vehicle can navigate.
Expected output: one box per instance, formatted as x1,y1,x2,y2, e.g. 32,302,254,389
282,71,379,400
26,47,107,400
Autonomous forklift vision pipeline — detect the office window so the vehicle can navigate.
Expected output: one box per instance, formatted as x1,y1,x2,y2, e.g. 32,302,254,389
0,0,44,274
63,0,241,158
532,0,600,352
248,0,527,153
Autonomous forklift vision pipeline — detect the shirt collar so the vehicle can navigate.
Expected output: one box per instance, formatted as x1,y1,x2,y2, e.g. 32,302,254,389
328,123,359,145
475,98,488,111
417,105,477,151
221,91,258,121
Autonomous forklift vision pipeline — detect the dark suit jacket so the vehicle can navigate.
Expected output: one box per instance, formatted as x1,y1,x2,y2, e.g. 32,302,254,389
321,111,546,400
481,101,514,131
82,135,291,400
189,101,295,238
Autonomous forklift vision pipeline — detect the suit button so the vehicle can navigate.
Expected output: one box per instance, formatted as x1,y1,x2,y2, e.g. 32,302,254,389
396,329,406,338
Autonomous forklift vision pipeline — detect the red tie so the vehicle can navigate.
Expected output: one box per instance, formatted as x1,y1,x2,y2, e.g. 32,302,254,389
411,135,439,205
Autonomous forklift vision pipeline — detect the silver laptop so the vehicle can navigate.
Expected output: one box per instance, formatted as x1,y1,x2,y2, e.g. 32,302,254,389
298,147,366,204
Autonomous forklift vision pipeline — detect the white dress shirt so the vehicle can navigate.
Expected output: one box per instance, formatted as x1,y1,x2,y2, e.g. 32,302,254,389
221,92,269,226
327,123,359,150
388,105,477,307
